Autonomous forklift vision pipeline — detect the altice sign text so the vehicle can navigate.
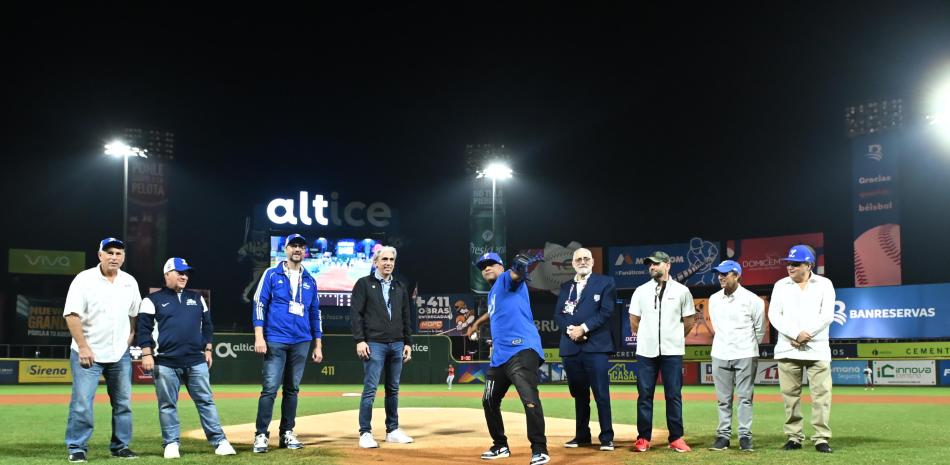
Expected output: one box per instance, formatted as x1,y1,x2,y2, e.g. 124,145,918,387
267,191,392,228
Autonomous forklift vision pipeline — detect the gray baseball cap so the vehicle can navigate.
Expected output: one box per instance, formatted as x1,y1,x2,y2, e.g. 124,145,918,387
643,251,671,265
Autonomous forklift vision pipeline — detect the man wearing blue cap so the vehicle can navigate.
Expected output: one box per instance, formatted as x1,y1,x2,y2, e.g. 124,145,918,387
137,258,236,458
63,237,141,462
251,234,323,453
707,260,765,452
467,252,550,465
769,245,835,453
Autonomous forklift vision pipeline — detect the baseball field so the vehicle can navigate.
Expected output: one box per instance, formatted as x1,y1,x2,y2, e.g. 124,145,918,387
2,383,946,465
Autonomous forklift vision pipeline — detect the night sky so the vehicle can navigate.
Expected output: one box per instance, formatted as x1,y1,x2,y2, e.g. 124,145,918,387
3,3,950,329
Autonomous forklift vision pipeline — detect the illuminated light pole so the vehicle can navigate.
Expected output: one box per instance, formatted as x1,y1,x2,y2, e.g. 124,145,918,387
476,162,513,252
104,140,148,242
926,76,950,148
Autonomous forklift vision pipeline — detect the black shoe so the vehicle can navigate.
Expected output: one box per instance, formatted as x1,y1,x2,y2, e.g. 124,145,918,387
816,443,833,453
783,440,802,450
67,451,87,463
708,437,730,450
739,437,754,452
480,445,511,460
564,437,592,448
599,441,614,451
111,448,138,459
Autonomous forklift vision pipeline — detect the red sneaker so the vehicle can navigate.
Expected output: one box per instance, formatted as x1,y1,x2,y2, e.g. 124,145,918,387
668,438,692,453
634,438,651,452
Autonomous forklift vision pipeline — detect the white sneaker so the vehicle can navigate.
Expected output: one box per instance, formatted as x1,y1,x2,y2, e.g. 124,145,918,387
359,432,379,448
386,429,414,444
215,440,236,456
280,430,303,449
253,433,269,453
163,443,180,459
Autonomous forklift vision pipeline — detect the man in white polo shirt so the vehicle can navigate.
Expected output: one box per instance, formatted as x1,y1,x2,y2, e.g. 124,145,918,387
769,245,835,454
707,260,765,452
63,237,142,462
628,251,696,453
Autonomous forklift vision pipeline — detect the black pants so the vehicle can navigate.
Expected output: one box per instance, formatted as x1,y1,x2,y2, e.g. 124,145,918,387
483,349,547,454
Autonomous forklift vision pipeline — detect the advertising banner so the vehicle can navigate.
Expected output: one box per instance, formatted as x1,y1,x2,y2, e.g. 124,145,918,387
852,132,902,287
470,177,506,293
608,237,721,289
704,360,805,385
8,249,85,275
682,362,700,385
873,360,936,386
830,343,858,359
695,295,772,345
938,360,950,386
831,360,870,385
15,295,70,344
684,345,712,361
0,361,18,384
521,243,604,294
414,294,475,336
700,362,714,384
132,360,154,384
320,306,352,334
722,233,825,286
126,157,169,288
607,362,639,384
831,283,950,339
857,341,950,358
18,360,71,383
755,361,782,385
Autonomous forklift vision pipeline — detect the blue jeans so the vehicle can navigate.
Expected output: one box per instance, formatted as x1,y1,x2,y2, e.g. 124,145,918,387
635,354,684,442
256,341,310,435
358,341,404,434
65,350,132,454
153,362,226,447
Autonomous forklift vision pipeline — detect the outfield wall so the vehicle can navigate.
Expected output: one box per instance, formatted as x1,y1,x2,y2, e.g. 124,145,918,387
3,336,949,385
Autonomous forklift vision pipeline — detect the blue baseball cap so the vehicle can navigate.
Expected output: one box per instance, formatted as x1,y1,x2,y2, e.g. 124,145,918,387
163,257,192,273
713,260,742,276
781,245,816,264
476,252,504,270
285,234,307,246
98,237,125,252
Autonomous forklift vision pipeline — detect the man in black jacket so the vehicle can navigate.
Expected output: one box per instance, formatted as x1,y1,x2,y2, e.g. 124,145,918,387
350,246,414,449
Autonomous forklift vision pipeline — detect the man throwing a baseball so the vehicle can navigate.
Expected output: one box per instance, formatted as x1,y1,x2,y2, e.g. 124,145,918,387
467,252,549,465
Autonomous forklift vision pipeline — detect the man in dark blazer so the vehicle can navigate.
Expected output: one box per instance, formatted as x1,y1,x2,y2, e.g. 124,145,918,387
350,246,414,449
554,247,617,451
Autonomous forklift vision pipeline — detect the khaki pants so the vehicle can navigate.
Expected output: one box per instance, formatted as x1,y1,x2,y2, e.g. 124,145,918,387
778,359,832,444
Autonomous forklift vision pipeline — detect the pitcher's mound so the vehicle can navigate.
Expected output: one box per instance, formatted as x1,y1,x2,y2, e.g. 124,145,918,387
188,407,667,464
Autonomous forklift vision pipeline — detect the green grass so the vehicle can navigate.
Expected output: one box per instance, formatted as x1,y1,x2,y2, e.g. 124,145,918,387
0,384,946,464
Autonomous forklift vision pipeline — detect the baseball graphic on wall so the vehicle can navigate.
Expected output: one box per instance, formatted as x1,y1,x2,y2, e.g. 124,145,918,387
853,223,901,287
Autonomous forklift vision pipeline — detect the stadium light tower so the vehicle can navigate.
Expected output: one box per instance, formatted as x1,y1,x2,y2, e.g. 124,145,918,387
104,140,148,242
476,161,513,251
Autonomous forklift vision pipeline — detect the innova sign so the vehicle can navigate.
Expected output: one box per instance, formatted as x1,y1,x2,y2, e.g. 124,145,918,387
266,191,392,228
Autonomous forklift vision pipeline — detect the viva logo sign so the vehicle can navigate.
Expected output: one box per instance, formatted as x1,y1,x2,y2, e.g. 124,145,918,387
9,249,85,276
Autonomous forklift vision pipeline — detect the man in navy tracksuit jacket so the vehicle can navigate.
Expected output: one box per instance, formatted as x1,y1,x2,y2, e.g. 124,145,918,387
554,247,617,451
251,234,323,453
137,257,236,458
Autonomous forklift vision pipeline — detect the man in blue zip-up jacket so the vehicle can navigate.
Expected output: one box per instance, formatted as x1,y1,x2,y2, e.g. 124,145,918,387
251,234,323,453
137,258,236,458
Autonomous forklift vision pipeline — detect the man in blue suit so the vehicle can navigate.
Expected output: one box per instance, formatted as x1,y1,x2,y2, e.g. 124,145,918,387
554,247,617,451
